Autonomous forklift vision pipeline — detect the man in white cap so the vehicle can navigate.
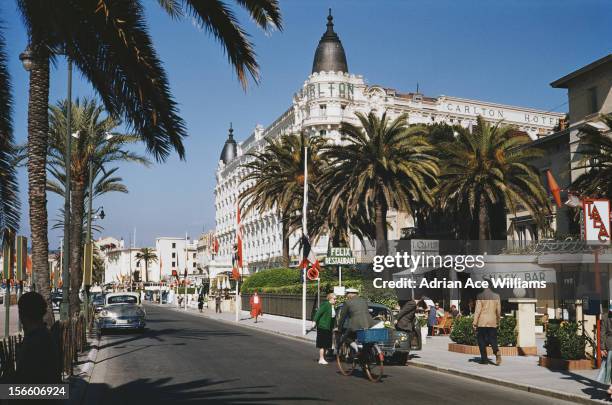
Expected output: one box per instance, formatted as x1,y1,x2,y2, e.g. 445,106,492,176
337,288,375,352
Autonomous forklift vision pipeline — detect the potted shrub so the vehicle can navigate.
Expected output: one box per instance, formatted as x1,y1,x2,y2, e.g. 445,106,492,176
540,321,591,370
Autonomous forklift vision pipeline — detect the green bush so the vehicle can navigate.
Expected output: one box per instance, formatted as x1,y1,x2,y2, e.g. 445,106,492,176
544,321,586,360
450,316,516,347
497,316,517,347
241,268,301,292
450,316,477,345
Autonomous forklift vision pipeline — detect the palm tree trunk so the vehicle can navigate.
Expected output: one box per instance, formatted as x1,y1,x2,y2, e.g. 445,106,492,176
69,176,86,315
375,191,390,280
27,51,53,327
478,194,488,241
282,218,290,267
144,260,148,283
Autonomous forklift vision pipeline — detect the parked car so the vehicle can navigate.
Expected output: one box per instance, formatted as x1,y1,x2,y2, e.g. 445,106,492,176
335,302,421,364
97,292,146,334
91,293,106,314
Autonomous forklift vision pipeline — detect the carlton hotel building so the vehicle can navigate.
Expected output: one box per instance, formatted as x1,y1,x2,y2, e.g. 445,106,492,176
211,11,564,277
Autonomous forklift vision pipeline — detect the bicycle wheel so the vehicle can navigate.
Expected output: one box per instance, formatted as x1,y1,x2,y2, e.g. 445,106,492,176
363,344,384,382
336,341,356,376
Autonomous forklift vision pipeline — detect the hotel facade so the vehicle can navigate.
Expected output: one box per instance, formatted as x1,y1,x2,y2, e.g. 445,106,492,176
212,11,565,277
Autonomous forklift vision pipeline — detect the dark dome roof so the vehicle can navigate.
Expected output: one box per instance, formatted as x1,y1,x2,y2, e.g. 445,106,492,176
312,9,348,74
220,124,237,164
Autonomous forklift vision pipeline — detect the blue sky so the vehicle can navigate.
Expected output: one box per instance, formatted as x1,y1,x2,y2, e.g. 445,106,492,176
3,0,611,247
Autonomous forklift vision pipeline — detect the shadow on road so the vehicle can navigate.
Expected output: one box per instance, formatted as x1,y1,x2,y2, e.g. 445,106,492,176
85,377,328,404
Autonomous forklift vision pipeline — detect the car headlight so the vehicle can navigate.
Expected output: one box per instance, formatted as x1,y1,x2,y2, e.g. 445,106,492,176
100,310,108,317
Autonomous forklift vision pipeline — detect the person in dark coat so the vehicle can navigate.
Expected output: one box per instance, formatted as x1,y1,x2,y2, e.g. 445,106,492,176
197,294,204,312
313,293,337,365
15,292,62,384
395,299,417,333
215,292,222,313
337,288,375,352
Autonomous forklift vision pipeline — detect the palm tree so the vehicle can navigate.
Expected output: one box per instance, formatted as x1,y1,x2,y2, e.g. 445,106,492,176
135,248,158,283
436,116,549,240
46,98,150,313
17,0,281,319
0,29,17,236
319,112,439,259
239,132,326,265
572,114,612,199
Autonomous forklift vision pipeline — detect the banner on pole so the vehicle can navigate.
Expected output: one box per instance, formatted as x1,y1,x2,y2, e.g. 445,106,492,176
15,236,27,281
2,232,14,280
83,242,93,286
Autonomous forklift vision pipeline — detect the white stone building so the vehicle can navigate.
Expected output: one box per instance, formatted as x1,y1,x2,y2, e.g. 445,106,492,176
213,10,565,275
155,237,198,283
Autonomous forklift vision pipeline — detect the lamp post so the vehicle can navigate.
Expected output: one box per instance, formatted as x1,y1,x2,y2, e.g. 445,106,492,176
21,46,72,320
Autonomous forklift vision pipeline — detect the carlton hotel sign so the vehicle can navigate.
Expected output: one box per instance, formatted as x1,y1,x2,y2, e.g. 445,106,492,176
443,100,560,127
300,81,355,100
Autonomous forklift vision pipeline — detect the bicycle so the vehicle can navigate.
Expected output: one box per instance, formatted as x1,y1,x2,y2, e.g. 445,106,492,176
336,329,385,382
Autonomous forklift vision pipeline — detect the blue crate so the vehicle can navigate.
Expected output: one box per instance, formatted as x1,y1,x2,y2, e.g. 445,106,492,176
356,328,389,343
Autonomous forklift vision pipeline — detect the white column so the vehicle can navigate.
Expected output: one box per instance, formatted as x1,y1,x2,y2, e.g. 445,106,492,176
509,298,537,353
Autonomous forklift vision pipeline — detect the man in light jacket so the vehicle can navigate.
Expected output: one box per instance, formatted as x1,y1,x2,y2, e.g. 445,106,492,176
472,284,502,365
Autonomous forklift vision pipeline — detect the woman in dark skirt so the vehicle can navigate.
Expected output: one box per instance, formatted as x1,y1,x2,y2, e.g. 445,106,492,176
313,293,337,365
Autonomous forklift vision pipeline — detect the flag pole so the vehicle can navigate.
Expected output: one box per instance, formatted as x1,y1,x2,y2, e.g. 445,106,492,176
302,146,308,335
235,205,240,323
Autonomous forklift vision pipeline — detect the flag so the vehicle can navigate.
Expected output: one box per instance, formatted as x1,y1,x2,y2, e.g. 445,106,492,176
300,235,320,272
231,267,240,281
546,170,562,208
236,205,243,268
213,238,219,254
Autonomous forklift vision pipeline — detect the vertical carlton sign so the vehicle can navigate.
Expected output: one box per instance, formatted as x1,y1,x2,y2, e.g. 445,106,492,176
583,199,611,245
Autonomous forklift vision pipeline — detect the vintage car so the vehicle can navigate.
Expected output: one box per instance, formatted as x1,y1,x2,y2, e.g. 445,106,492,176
97,292,146,334
335,302,421,364
91,293,106,314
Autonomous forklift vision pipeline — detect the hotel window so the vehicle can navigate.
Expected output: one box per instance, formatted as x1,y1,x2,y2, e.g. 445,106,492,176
193,262,196,268
172,261,176,267
172,252,176,258
320,104,327,116
193,253,196,259
172,243,176,248
319,130,326,136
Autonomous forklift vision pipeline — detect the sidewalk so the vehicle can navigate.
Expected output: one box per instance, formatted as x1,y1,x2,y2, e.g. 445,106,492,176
163,302,609,404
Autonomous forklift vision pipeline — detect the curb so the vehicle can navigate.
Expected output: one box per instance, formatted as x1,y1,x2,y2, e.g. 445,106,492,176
68,331,101,405
408,361,607,405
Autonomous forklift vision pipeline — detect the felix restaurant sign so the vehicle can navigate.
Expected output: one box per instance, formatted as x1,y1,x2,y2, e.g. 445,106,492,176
325,247,356,265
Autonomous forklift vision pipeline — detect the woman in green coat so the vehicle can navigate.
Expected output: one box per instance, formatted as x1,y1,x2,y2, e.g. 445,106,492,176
313,293,337,365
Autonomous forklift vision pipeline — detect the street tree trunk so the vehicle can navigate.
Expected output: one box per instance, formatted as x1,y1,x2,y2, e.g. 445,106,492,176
375,191,390,280
69,175,86,315
281,217,290,267
144,260,148,283
478,194,488,241
26,50,53,327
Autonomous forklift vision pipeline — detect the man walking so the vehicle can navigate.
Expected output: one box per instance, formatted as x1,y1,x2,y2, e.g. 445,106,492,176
472,282,502,365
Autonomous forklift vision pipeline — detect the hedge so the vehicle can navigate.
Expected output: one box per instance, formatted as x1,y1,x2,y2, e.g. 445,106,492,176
450,316,517,347
544,321,586,360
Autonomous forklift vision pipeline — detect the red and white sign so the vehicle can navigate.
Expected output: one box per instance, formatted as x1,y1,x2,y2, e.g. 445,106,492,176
582,199,611,245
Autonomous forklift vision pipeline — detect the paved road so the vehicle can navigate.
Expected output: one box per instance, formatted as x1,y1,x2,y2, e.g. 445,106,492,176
84,304,574,405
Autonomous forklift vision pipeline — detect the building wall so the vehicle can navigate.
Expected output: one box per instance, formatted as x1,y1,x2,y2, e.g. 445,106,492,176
155,237,198,282
214,70,563,273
